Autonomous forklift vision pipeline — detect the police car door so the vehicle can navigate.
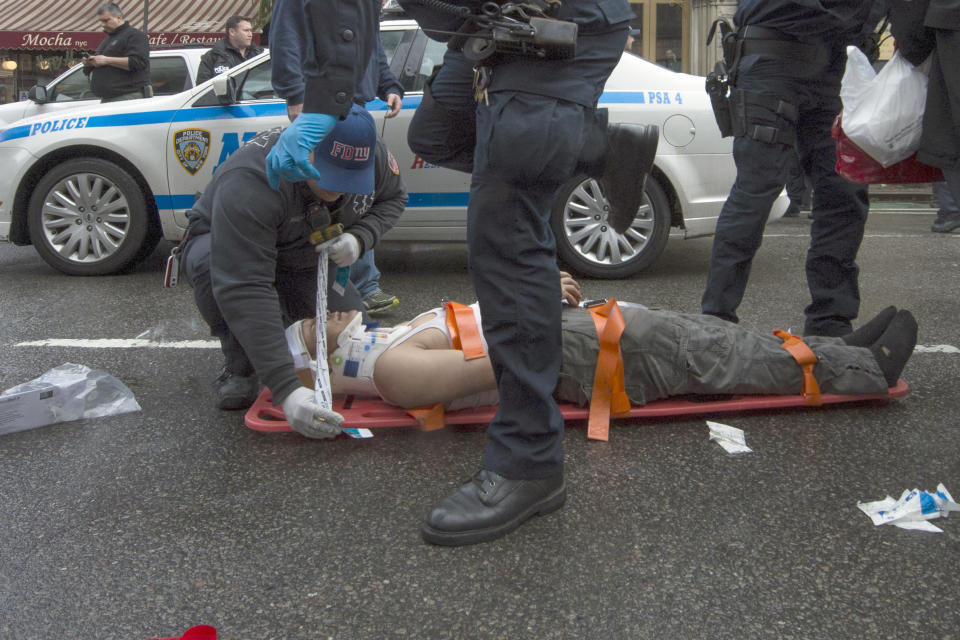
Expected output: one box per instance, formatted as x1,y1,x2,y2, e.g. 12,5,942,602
164,55,286,235
376,23,471,242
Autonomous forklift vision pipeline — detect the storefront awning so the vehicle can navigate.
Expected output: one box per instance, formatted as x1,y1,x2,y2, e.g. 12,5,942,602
0,0,261,51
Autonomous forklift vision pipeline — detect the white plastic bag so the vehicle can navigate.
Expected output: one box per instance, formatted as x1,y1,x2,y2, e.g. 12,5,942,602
0,363,141,435
840,47,931,167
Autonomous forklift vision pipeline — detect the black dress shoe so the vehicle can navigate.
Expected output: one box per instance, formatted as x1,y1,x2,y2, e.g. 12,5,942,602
422,469,566,546
601,123,659,234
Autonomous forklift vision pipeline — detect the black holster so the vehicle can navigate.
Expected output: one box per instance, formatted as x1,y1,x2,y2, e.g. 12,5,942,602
705,60,734,138
704,17,739,138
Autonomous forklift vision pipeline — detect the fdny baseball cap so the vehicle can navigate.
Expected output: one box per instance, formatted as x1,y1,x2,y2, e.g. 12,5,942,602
311,103,376,194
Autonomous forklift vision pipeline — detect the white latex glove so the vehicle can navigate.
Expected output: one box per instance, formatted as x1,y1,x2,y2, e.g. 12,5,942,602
281,387,344,439
327,233,361,267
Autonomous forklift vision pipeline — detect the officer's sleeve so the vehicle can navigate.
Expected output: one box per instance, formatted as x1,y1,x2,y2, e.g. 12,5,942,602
125,30,149,73
302,0,378,116
195,50,215,85
346,140,408,254
208,169,302,405
269,0,307,106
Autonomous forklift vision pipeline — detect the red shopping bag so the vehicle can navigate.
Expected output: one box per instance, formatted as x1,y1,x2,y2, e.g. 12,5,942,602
833,113,943,184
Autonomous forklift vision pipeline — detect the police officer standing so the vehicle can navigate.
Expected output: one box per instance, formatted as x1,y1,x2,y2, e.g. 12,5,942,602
399,0,659,545
700,2,887,337
195,15,264,84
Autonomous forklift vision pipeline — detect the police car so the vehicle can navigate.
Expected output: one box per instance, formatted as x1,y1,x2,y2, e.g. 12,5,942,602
0,19,786,277
0,48,207,129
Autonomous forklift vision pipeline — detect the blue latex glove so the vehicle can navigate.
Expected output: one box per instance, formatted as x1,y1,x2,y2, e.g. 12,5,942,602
265,112,338,188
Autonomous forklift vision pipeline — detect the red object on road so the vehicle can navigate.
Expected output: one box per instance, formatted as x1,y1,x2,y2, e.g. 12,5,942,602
148,624,217,640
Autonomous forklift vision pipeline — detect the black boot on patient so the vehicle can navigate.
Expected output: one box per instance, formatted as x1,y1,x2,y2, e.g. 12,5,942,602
868,309,918,387
841,305,897,347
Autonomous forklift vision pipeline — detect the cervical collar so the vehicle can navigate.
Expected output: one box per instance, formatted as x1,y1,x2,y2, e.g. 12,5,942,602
329,319,412,397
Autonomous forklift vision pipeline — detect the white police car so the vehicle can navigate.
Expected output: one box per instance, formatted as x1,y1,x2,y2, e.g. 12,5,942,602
0,48,207,129
0,20,785,277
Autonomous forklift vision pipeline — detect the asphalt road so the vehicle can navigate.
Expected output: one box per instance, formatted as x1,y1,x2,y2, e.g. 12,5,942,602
1,210,958,639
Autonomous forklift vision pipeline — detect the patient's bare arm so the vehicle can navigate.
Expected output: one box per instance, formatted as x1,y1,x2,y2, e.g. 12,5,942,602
374,343,497,408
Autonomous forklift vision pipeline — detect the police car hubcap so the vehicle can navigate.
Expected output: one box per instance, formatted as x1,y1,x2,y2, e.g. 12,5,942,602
561,178,655,266
40,173,130,263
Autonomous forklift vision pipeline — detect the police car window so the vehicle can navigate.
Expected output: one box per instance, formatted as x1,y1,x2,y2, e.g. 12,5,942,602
406,36,446,92
237,59,277,101
380,29,405,65
150,56,192,95
49,66,95,102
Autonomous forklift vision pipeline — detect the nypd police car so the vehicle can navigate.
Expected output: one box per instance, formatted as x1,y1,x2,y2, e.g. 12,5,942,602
0,19,786,277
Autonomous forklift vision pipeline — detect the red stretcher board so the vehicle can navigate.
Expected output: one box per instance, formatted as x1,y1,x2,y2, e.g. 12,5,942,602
244,380,909,434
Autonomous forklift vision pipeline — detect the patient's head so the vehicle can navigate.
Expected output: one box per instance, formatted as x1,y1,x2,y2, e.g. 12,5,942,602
300,309,361,359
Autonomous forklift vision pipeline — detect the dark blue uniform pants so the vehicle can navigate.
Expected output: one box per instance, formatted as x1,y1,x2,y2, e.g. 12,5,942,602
701,51,869,337
182,232,365,375
408,40,623,479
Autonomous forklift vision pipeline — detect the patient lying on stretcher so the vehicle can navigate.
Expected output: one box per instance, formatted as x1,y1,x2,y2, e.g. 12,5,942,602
286,273,917,410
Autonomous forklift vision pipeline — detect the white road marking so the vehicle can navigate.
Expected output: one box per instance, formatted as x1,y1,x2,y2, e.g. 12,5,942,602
11,339,960,353
915,345,960,354
14,339,219,349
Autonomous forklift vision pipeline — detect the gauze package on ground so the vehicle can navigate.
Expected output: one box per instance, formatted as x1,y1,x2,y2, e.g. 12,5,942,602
707,420,753,454
0,363,141,435
858,484,959,533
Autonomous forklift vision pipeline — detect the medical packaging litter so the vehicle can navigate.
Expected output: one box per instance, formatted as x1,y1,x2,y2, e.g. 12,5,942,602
0,363,141,436
707,420,753,454
857,484,960,533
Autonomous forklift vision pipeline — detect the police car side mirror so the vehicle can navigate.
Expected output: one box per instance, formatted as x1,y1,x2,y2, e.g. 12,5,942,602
27,85,48,103
212,74,238,105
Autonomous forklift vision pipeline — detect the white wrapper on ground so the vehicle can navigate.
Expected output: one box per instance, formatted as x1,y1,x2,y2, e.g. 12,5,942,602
857,484,960,533
706,420,753,454
1,363,141,434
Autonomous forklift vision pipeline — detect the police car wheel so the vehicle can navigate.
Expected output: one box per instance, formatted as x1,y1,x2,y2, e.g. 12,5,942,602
551,175,671,279
27,158,158,276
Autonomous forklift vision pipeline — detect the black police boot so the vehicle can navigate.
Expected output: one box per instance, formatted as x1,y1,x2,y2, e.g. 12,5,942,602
601,123,659,234
869,310,918,387
422,469,566,546
212,368,260,410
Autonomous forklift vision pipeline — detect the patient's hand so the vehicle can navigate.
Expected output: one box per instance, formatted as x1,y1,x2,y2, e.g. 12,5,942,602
560,271,581,306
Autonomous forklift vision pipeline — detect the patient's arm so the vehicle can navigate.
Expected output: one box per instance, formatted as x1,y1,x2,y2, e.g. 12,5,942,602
373,342,497,408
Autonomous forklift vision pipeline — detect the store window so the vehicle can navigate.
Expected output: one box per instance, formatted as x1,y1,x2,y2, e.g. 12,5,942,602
627,1,689,73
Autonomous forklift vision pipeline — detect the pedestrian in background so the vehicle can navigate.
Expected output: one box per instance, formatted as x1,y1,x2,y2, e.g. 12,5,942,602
930,181,960,233
195,15,264,84
701,1,888,337
82,2,150,102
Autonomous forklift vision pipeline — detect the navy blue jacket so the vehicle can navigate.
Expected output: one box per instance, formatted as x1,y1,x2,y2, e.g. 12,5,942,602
269,0,379,116
734,1,883,42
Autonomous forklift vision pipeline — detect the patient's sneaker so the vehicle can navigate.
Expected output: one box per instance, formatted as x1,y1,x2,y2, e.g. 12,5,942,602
601,123,659,234
841,306,897,347
212,368,259,410
868,310,918,387
363,289,399,315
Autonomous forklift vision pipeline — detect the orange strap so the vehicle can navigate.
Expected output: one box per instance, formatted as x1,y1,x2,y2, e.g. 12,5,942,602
773,329,822,406
406,402,446,431
445,301,486,360
406,302,486,431
587,300,631,441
